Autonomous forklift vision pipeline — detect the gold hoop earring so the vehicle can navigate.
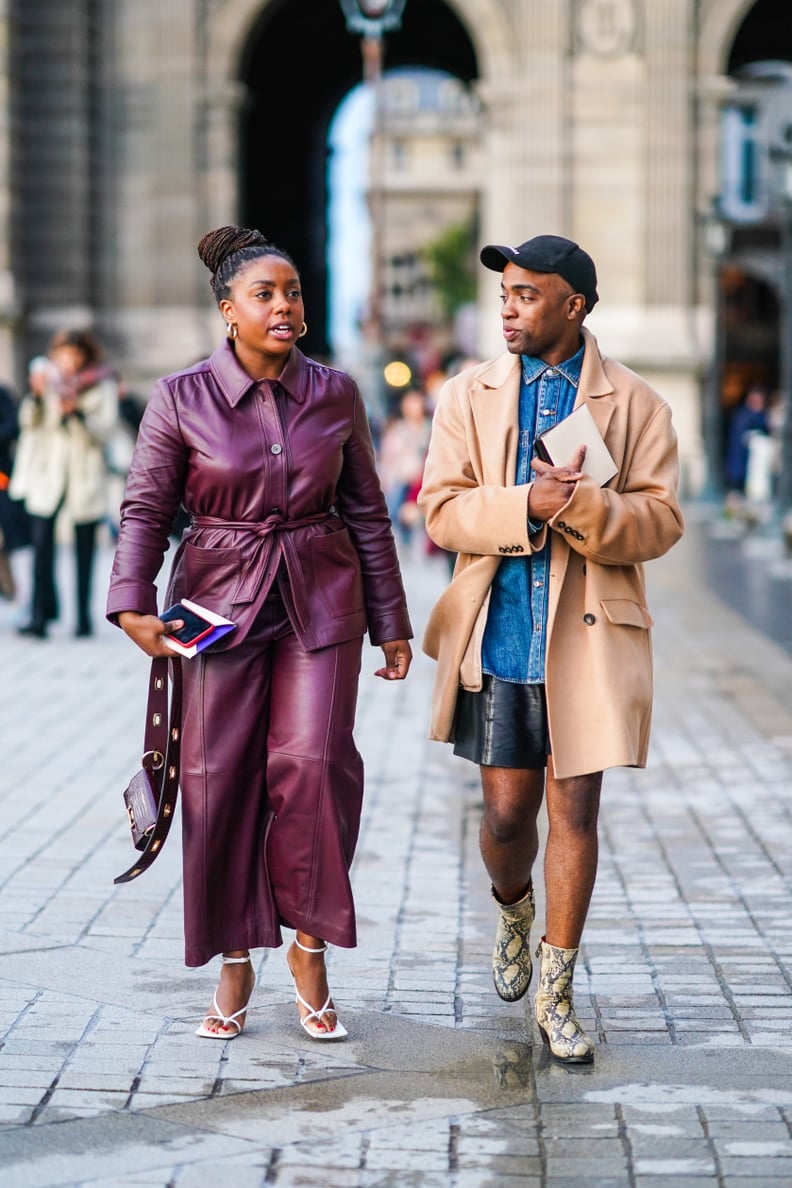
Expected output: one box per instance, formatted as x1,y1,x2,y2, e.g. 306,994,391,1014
227,322,238,340
298,322,308,338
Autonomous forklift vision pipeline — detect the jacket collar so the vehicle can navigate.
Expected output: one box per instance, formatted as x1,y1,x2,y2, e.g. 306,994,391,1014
209,339,309,408
521,341,584,387
473,326,612,399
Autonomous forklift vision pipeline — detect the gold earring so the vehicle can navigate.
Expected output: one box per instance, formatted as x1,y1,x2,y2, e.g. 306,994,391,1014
227,322,238,340
298,322,308,338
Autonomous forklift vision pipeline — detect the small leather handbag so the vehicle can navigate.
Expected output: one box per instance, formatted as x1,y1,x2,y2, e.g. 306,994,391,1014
115,656,183,884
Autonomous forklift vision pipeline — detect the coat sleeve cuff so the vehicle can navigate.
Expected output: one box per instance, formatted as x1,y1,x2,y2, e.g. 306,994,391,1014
105,581,160,625
368,611,414,647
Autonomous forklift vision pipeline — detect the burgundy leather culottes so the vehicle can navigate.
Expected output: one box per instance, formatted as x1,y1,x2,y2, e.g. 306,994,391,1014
179,584,364,967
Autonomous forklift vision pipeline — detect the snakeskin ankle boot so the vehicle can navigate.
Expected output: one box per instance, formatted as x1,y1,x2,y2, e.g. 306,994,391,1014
534,938,594,1064
491,884,535,1002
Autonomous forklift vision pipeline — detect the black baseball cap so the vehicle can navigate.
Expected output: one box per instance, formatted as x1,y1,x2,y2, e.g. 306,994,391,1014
480,235,599,312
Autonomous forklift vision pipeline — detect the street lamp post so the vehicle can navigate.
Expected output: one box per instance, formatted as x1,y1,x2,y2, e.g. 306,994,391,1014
338,0,407,39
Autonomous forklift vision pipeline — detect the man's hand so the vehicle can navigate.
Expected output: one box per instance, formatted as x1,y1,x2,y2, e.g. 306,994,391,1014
118,611,184,658
528,445,586,521
374,638,412,681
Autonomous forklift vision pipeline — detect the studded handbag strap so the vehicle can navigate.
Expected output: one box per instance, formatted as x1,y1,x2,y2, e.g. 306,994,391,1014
114,656,183,885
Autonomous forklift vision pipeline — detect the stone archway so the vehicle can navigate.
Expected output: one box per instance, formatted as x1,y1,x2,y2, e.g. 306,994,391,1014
698,0,759,78
201,0,515,356
204,0,512,97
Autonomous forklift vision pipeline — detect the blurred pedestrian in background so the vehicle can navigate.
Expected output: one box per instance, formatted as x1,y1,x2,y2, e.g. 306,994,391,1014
10,330,119,638
724,382,770,496
0,379,27,601
377,388,431,546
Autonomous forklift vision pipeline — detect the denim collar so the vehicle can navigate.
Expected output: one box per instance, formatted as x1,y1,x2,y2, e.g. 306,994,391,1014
521,340,585,387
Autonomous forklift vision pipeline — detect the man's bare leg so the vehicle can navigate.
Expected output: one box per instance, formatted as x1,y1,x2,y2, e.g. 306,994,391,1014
479,765,545,902
533,758,602,1064
543,756,602,947
480,765,545,1001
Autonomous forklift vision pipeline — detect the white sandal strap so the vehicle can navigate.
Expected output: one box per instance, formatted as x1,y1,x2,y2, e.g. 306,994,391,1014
221,954,251,964
294,939,327,954
295,988,332,1025
205,979,254,1030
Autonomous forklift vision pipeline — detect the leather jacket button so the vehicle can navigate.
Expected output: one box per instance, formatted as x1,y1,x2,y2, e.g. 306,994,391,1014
557,520,566,529
270,443,283,455
583,613,596,625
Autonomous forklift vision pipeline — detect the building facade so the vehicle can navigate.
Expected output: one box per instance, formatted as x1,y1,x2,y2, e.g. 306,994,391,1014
373,69,482,364
0,0,788,496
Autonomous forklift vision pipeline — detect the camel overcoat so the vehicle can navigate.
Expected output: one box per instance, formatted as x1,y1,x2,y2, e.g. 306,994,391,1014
417,327,684,780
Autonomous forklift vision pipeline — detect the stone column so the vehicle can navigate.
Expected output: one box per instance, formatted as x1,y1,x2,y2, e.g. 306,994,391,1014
477,1,571,357
571,0,644,307
642,0,706,493
109,0,208,386
198,80,247,253
9,0,95,365
565,0,705,492
644,0,695,307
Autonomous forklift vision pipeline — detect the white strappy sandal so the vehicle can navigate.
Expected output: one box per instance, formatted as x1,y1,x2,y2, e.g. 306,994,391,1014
287,939,348,1041
195,954,256,1039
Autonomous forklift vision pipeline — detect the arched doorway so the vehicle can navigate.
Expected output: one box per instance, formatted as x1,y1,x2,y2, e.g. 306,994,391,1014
238,0,477,358
717,266,779,495
720,265,779,405
728,0,792,72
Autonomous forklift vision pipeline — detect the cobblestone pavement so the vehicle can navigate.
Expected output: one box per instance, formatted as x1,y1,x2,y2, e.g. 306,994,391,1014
0,511,792,1186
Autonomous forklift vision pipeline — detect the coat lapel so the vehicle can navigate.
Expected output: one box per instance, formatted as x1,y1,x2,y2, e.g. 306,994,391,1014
468,353,522,487
551,328,617,626
575,326,617,447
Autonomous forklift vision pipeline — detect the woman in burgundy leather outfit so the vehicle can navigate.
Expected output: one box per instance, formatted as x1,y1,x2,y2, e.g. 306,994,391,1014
107,226,413,1042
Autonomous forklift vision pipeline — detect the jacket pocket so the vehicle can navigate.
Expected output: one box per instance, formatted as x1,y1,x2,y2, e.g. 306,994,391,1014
176,541,243,609
308,528,365,619
599,598,654,629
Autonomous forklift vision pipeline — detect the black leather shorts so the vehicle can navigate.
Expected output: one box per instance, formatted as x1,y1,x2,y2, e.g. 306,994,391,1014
452,676,549,769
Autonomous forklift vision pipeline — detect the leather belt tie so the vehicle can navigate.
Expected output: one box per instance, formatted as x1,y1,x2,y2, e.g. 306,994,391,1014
191,507,338,605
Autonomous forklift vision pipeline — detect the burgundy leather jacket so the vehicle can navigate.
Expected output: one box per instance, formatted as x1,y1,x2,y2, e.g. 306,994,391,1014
107,342,412,651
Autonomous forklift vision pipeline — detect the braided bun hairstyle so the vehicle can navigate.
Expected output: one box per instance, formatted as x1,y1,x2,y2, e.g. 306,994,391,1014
197,225,297,303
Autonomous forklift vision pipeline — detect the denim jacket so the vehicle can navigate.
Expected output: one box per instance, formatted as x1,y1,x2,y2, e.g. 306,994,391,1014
481,343,584,683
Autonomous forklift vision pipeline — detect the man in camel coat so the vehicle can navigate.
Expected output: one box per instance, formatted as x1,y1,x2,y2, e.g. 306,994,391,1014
418,235,684,1064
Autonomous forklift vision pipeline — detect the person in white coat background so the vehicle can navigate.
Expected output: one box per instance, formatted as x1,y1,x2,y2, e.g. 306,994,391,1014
11,330,119,638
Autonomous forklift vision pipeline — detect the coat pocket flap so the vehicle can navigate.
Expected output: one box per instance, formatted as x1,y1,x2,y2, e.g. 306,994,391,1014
599,598,654,629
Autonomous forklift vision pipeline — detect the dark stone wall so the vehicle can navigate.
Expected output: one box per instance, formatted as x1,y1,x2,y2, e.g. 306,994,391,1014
9,0,103,359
